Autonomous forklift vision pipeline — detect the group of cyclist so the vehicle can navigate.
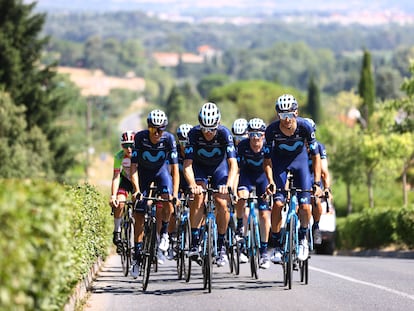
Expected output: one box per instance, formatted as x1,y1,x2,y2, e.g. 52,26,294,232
109,93,332,279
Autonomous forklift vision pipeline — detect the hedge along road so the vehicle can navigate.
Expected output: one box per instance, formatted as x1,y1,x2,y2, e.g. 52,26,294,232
84,253,414,310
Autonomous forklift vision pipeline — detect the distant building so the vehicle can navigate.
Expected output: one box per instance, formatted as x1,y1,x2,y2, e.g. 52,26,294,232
152,45,221,67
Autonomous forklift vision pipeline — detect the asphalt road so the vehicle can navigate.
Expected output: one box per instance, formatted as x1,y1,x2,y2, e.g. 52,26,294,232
84,252,414,311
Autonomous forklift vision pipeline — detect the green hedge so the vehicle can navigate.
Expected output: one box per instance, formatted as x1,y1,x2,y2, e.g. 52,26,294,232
337,205,414,249
0,180,112,311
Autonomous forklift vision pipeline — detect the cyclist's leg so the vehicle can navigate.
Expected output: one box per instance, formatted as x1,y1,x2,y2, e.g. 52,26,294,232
212,164,230,267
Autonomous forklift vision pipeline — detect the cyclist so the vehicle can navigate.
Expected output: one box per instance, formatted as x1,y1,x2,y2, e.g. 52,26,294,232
166,123,193,261
264,94,322,263
184,102,238,267
130,109,179,278
235,118,271,269
232,118,248,147
304,118,332,245
109,130,135,252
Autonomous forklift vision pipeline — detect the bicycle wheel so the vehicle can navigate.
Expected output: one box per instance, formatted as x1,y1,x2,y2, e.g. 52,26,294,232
226,224,236,274
142,220,156,291
183,217,192,282
287,215,295,289
300,258,309,284
248,217,259,279
120,220,128,276
176,221,184,280
203,220,213,293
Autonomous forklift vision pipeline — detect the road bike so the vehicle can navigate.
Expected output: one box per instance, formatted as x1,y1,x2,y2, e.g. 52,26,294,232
139,188,174,291
200,176,219,293
226,189,240,275
245,186,262,279
117,200,135,277
175,190,192,282
278,171,313,289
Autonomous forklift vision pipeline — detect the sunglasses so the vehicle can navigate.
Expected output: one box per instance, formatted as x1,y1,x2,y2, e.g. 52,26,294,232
200,126,217,133
122,143,134,149
149,127,165,135
249,132,264,138
278,112,296,120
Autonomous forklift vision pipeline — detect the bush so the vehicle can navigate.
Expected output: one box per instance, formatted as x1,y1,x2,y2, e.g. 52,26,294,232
395,205,414,247
0,180,111,311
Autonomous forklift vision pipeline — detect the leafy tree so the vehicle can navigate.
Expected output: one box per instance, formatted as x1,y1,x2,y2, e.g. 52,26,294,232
165,85,187,131
0,0,77,179
358,50,375,125
306,75,321,123
197,74,230,99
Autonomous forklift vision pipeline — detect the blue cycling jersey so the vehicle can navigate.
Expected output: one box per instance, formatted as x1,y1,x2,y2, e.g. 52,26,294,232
185,125,236,167
264,117,319,162
131,130,178,170
237,138,266,173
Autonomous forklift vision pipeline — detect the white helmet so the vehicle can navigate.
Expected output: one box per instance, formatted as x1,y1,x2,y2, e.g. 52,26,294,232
120,130,135,144
275,94,298,113
232,118,248,135
177,123,193,141
304,118,316,131
248,118,266,132
147,109,168,128
198,102,221,128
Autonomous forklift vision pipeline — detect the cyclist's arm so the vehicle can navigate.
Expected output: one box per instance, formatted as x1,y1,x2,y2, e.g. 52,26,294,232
110,169,121,207
130,162,141,197
321,158,330,189
263,158,275,190
226,157,238,192
170,163,180,198
183,159,197,188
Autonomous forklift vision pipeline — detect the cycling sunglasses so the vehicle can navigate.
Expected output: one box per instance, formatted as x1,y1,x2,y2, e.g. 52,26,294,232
278,112,296,120
122,143,134,149
249,132,264,138
200,126,218,133
148,126,165,135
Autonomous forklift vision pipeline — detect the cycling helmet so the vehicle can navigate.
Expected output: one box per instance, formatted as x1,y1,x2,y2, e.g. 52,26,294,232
248,118,266,132
120,130,135,144
232,118,248,136
275,94,298,113
304,118,316,131
177,123,193,141
147,109,168,128
198,102,221,128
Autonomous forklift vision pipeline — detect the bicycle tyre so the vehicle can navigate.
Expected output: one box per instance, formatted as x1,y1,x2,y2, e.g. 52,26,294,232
227,224,235,274
183,217,192,282
203,220,213,293
300,258,309,284
176,221,184,280
287,215,295,289
142,220,156,291
120,221,128,276
248,217,259,279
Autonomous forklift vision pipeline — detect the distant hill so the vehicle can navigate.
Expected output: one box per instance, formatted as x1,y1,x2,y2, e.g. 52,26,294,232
33,0,414,15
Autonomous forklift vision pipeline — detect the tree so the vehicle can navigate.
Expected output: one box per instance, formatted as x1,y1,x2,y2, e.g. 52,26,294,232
306,75,321,123
0,0,78,179
358,50,375,125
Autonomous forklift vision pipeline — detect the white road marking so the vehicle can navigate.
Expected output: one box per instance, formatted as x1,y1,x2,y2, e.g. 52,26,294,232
310,266,414,301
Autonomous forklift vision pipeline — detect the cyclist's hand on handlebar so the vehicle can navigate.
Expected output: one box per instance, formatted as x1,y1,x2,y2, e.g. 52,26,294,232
313,184,323,197
131,191,142,202
191,185,203,195
109,196,118,208
266,183,276,195
324,188,332,200
219,184,228,194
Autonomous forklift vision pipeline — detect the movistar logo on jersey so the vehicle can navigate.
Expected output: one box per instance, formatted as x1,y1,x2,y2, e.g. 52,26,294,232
227,145,235,153
171,151,178,159
142,151,166,162
132,150,138,157
246,158,263,166
309,142,318,151
198,148,222,158
185,147,193,154
279,141,303,151
263,146,270,154
300,197,309,204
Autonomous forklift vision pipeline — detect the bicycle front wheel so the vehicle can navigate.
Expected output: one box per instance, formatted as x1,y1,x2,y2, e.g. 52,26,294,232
203,220,213,293
248,218,259,279
142,220,156,291
183,217,192,282
287,215,295,289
